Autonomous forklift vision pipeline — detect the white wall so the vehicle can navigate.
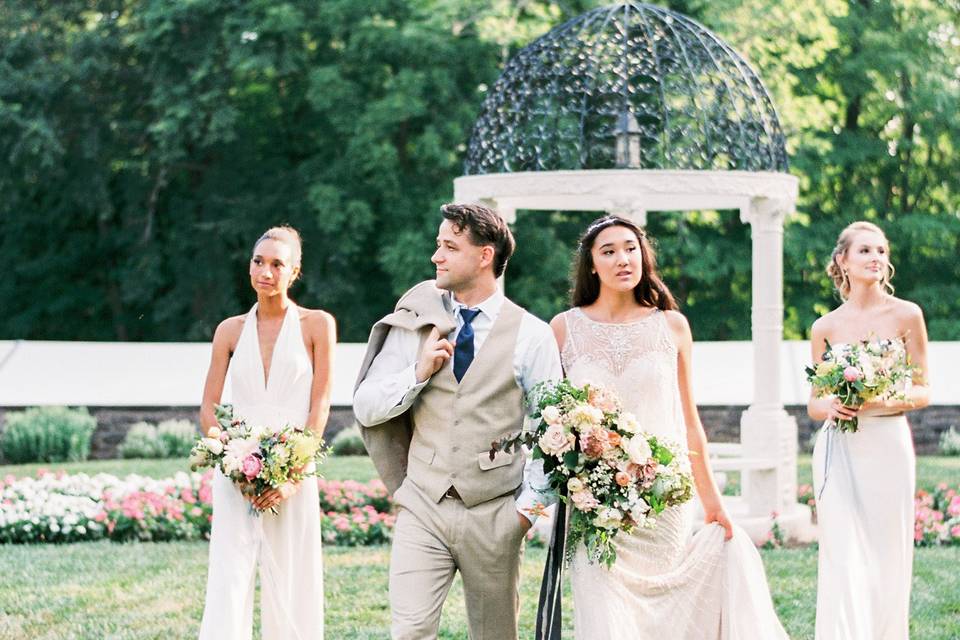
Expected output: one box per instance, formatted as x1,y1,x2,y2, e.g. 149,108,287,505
1,340,957,407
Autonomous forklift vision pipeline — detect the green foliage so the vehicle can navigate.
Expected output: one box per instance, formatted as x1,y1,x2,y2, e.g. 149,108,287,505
118,422,166,459
156,419,199,457
0,407,96,464
940,426,960,457
1,0,958,342
118,419,197,458
330,425,367,457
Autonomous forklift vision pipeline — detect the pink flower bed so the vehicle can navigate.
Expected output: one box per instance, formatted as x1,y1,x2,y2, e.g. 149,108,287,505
1,470,395,545
798,482,960,547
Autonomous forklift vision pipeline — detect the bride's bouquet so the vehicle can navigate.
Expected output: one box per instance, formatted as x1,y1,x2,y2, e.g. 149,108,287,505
490,380,693,567
806,337,917,433
189,404,326,514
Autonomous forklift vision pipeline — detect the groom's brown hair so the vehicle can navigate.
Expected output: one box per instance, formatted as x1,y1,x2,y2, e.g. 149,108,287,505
440,203,516,277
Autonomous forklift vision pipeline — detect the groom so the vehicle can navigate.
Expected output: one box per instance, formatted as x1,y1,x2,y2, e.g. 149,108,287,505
353,203,561,639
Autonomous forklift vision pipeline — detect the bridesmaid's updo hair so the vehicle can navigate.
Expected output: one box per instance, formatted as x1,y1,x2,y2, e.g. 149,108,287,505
571,215,678,311
827,220,895,300
253,225,303,269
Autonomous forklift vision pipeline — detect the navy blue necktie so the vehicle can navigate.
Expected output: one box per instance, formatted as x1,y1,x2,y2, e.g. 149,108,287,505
453,308,481,383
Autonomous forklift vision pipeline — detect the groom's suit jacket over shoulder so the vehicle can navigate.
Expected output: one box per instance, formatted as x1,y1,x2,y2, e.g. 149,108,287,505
353,280,456,495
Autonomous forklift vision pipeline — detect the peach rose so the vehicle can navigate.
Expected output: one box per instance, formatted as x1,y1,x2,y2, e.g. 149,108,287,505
539,424,575,458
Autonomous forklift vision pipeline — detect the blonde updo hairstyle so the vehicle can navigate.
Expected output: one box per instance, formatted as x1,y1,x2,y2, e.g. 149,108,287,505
826,221,895,300
253,225,303,285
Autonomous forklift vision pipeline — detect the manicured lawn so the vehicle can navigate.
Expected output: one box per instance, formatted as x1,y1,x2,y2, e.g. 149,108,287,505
720,454,959,495
2,455,959,639
1,541,957,639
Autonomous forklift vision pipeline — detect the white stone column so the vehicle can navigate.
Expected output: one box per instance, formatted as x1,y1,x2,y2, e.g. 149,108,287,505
739,197,798,518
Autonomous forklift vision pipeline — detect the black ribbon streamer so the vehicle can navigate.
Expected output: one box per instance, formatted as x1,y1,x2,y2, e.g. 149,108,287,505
535,498,567,640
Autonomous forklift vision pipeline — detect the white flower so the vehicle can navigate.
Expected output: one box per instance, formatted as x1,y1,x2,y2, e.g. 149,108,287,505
616,412,640,434
539,424,576,458
201,437,223,456
593,507,623,530
223,437,260,475
206,426,221,439
541,405,562,425
567,404,604,429
625,434,653,464
629,497,650,523
567,477,585,493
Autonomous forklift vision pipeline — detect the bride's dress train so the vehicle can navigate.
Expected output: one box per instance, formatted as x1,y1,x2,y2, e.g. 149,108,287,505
561,308,788,640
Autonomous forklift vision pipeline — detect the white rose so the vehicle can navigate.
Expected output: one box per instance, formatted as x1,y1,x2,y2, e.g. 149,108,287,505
206,426,222,439
625,434,653,464
593,507,623,530
201,437,224,456
568,404,604,429
567,477,585,493
539,424,575,458
616,412,640,434
541,405,562,425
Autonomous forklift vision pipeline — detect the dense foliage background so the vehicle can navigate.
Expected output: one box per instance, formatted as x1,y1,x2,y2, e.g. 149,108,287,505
2,0,958,342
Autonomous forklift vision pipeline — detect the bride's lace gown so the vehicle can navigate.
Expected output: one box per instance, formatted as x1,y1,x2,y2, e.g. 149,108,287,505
561,308,787,640
199,303,324,640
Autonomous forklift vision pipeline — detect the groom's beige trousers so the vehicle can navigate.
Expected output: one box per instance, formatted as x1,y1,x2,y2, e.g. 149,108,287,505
390,479,526,640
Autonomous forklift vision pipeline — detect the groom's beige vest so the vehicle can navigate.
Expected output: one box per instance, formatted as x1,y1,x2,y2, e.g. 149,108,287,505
406,299,526,508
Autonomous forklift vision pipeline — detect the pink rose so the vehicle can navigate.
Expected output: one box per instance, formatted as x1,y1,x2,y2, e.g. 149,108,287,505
615,471,631,487
538,424,575,458
241,455,263,480
570,490,599,512
588,386,621,413
843,366,862,382
580,429,609,459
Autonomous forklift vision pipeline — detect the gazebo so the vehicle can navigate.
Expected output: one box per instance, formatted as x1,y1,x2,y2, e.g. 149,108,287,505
453,2,810,540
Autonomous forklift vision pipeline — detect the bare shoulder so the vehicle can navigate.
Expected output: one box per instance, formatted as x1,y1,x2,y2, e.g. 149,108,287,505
549,311,568,344
548,312,567,332
810,312,834,338
211,315,244,354
663,309,691,335
299,308,336,336
889,296,924,321
214,315,244,341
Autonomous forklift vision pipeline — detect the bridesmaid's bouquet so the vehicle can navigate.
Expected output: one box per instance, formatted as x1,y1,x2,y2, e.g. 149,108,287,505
806,337,917,433
490,380,693,567
189,404,326,514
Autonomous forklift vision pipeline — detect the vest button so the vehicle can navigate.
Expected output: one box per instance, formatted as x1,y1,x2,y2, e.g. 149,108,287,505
454,419,461,426
452,446,460,452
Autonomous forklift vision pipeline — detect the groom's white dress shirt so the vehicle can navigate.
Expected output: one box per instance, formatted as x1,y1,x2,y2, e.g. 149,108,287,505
354,287,561,523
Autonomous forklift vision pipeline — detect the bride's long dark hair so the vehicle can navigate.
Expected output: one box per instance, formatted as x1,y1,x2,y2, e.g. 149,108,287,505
571,215,678,311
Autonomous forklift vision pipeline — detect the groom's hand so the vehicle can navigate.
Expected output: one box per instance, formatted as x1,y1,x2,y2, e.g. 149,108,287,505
415,326,454,383
518,513,533,534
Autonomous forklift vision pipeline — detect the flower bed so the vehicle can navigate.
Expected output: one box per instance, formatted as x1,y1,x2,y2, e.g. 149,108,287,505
1,470,395,545
797,481,960,547
915,483,960,547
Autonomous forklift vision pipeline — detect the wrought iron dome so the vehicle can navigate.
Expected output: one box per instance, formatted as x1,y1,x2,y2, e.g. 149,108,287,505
464,2,788,175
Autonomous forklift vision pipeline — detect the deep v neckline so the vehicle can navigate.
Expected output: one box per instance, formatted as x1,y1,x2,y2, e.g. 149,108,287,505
253,302,294,391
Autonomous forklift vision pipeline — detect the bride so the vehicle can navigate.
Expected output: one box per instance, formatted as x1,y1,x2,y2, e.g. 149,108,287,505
198,226,334,640
548,215,788,640
808,221,929,639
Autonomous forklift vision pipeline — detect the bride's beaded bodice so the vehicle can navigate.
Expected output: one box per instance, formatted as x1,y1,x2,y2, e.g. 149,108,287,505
561,307,685,446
